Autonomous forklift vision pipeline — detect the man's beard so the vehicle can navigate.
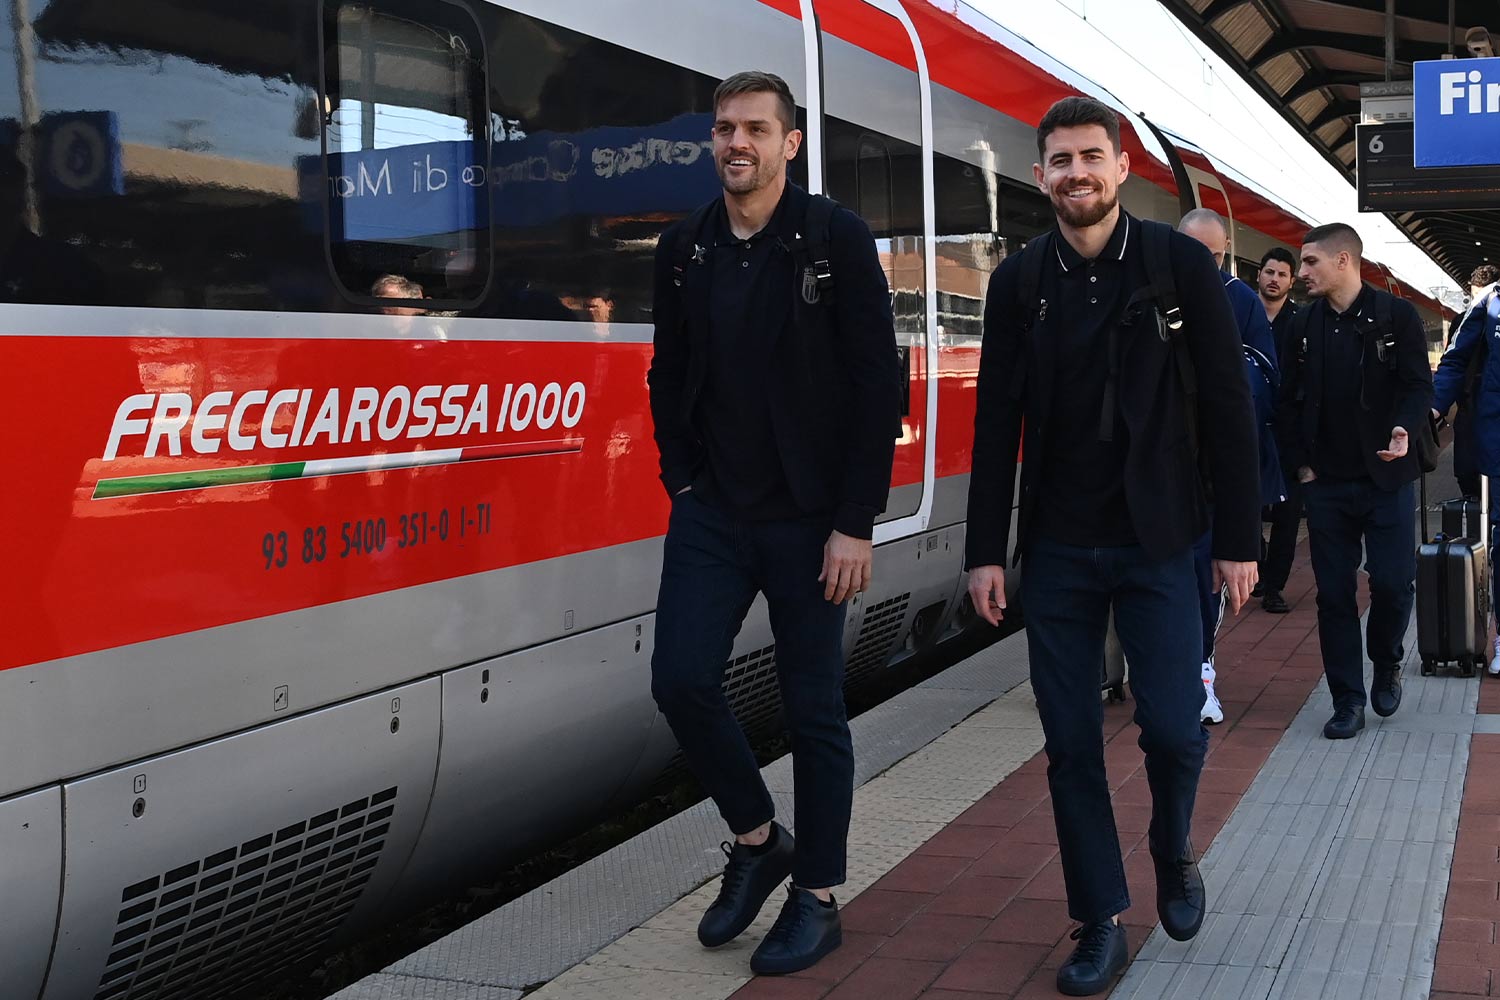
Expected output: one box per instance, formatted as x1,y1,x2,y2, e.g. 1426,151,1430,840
1050,182,1117,229
716,156,774,195
1260,284,1289,302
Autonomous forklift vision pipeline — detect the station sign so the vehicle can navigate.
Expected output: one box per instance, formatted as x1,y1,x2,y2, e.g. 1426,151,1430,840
1415,58,1500,167
1357,121,1500,212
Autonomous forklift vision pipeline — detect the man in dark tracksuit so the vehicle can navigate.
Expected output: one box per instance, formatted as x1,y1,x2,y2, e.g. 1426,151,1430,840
1178,208,1281,726
647,71,901,977
1431,266,1500,674
1258,247,1301,614
1275,223,1432,739
966,96,1260,997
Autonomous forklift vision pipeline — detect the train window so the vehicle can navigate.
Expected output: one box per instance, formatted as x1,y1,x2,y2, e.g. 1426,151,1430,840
322,0,491,308
933,152,1051,342
819,3,926,362
463,3,807,323
856,135,895,238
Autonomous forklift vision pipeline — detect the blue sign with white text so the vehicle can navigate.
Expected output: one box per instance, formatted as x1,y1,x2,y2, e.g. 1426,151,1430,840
1415,58,1500,167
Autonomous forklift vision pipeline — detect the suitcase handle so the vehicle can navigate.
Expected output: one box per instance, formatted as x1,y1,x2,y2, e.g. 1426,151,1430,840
1421,473,1429,545
1423,474,1491,546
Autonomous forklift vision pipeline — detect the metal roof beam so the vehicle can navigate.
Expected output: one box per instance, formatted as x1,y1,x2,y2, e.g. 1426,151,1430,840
1281,71,1369,105
1252,29,1452,69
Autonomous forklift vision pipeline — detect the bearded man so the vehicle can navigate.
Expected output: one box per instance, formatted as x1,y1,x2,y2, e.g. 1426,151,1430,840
965,96,1260,996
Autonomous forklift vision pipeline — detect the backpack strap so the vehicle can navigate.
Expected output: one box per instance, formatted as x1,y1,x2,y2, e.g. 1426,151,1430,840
1373,291,1397,372
790,193,838,305
1464,291,1494,398
670,200,718,288
1288,305,1312,400
1017,230,1052,333
1138,220,1198,461
1008,231,1054,402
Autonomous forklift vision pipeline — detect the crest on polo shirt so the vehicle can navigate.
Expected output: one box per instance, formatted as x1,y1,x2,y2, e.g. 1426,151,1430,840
801,265,821,305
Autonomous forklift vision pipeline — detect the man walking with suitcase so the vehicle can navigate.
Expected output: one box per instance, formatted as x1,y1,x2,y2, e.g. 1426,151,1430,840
1275,223,1432,739
1431,264,1500,673
648,71,902,975
966,96,1260,996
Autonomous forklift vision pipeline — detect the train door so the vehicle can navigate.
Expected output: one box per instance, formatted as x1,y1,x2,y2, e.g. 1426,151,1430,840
1186,163,1236,262
808,0,936,542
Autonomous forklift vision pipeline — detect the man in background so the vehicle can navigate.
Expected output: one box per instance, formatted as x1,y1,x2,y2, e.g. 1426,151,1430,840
1257,247,1300,614
1178,209,1280,725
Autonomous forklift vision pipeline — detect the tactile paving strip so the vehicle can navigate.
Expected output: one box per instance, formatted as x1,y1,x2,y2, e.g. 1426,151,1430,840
332,630,1036,999
1114,618,1479,1000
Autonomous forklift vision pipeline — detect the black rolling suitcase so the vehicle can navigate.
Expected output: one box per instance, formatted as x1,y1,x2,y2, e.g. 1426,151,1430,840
1417,475,1490,677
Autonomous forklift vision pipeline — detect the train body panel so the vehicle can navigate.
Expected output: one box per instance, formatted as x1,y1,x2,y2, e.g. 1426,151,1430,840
0,0,1452,996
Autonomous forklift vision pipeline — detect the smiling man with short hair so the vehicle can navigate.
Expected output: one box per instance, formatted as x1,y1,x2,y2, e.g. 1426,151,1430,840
966,95,1260,996
646,70,901,977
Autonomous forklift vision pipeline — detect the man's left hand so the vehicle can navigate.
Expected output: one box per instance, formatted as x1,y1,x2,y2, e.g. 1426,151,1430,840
1376,426,1408,462
821,531,872,603
1213,560,1258,616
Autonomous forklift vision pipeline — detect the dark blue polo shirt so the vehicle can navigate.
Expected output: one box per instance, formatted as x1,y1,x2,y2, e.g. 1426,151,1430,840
1315,286,1373,482
694,189,802,520
1032,213,1137,547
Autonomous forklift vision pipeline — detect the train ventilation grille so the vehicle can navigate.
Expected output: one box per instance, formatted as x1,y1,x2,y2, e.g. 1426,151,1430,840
723,643,782,737
93,786,398,1000
844,594,910,686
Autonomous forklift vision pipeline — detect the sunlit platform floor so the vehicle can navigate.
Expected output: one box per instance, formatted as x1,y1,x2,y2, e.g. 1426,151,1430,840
335,536,1496,1000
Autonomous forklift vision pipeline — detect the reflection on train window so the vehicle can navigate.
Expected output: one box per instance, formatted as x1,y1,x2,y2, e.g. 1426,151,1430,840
855,134,894,237
933,152,1050,343
323,0,491,306
473,4,806,323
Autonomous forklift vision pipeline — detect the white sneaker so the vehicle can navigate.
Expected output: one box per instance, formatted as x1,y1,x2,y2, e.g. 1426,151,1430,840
1201,661,1224,725
1489,636,1500,677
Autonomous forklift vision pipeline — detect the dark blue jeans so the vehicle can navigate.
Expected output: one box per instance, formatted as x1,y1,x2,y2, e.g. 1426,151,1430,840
1261,474,1304,594
1021,536,1209,924
650,491,852,889
1301,477,1416,709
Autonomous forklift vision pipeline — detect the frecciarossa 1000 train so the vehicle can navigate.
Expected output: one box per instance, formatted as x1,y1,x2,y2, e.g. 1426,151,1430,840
0,1,1451,997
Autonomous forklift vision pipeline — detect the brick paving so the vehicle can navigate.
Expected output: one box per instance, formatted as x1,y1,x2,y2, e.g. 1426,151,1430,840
1430,704,1500,998
731,545,1354,999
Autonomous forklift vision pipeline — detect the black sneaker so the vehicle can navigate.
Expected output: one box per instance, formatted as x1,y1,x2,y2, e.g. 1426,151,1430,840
1261,591,1290,614
1154,841,1206,942
697,823,795,948
1056,921,1127,996
1323,704,1365,740
750,885,842,975
1370,664,1403,718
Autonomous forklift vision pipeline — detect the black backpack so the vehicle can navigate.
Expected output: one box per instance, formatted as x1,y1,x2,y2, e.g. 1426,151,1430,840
1015,219,1202,462
670,193,838,306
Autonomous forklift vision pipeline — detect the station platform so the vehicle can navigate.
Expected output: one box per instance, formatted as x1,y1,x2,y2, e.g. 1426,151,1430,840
334,536,1497,1000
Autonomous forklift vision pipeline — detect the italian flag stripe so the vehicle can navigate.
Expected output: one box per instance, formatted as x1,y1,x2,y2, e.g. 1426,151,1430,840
92,439,583,500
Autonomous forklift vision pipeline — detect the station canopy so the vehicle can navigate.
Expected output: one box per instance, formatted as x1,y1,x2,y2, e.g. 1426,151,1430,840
1160,0,1496,288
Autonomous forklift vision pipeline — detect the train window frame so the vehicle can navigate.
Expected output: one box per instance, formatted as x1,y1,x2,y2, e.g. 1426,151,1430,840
317,0,494,313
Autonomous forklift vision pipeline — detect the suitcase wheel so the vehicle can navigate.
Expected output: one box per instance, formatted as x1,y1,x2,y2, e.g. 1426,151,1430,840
1106,682,1126,704
1421,659,1437,677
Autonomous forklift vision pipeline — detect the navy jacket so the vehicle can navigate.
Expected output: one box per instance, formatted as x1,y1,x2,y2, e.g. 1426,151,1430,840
966,214,1262,568
1433,283,1500,478
647,183,903,539
1223,272,1285,505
